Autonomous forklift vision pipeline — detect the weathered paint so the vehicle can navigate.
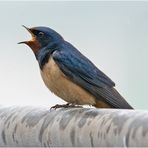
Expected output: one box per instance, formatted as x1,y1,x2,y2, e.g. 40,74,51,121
0,106,147,147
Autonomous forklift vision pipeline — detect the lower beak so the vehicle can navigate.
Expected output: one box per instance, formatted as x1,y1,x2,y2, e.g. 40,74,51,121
18,41,28,44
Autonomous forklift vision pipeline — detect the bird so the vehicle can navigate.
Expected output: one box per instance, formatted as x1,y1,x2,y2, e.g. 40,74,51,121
18,25,133,109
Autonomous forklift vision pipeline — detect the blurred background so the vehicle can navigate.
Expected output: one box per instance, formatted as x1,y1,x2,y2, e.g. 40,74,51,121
0,1,148,109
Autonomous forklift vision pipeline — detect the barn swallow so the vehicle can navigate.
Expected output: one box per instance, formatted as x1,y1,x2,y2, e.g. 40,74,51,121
19,25,133,109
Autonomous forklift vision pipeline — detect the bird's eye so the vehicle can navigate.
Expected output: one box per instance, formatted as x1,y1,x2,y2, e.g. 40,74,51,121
38,32,44,38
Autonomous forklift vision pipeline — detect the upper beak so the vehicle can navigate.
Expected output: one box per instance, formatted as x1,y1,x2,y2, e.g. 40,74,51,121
18,25,35,44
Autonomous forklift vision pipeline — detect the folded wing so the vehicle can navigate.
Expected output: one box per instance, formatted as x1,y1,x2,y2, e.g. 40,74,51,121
52,43,133,109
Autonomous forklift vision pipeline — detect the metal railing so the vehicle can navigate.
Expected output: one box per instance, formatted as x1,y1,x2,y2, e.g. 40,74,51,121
0,106,147,147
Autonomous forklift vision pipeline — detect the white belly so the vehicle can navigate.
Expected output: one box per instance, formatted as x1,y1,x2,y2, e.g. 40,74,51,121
40,57,96,105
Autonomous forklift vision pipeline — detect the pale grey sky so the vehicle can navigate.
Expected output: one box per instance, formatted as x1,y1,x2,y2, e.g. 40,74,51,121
0,1,148,109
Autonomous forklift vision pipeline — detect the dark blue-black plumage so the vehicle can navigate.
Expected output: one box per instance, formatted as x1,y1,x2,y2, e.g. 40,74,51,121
21,26,133,109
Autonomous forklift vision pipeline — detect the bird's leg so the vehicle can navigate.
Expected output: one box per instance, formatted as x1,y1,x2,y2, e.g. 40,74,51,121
67,103,82,108
62,103,83,108
67,103,75,107
50,103,83,110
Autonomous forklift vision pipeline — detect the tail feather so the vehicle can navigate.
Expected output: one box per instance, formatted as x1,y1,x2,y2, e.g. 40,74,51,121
95,87,133,109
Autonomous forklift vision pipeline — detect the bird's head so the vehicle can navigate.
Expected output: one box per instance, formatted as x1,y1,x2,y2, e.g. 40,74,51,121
18,26,63,54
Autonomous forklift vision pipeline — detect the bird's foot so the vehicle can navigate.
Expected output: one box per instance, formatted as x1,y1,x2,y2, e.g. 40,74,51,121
50,103,70,110
50,103,83,110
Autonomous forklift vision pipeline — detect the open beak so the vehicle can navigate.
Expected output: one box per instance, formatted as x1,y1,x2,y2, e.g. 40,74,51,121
18,25,35,44
18,25,41,54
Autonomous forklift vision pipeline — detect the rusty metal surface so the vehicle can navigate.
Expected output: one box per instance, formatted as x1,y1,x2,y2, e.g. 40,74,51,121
0,106,147,147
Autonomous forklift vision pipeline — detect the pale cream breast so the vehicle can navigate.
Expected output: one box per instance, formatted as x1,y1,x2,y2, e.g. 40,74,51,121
40,57,96,105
